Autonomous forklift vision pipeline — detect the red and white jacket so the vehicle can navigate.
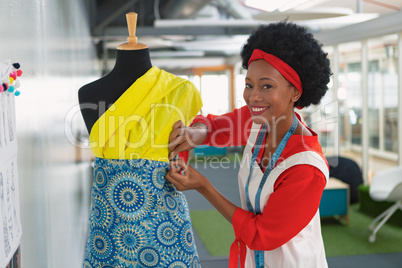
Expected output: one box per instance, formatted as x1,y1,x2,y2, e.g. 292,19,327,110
191,106,329,268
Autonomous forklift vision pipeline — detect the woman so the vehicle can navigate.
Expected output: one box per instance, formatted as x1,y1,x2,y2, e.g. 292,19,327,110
166,21,331,268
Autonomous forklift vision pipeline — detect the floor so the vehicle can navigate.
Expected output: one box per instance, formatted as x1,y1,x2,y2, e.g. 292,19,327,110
194,252,402,268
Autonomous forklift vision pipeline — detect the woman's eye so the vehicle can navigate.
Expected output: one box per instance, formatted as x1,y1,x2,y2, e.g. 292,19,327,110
262,84,272,90
245,83,252,89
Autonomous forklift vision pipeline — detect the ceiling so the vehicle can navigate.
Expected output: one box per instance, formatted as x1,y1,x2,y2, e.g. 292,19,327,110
84,0,402,73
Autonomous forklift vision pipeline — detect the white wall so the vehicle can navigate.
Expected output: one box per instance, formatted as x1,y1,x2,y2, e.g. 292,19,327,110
0,0,99,267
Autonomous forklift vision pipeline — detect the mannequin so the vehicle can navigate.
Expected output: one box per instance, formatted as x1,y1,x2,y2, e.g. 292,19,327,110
79,12,202,268
78,12,151,134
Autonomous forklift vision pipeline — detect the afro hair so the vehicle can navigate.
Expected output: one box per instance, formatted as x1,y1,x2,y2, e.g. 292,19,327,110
241,21,331,109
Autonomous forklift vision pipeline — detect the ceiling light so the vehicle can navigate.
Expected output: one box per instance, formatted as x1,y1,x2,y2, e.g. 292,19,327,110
150,51,205,58
252,7,353,21
244,0,288,12
278,0,310,12
292,0,330,10
244,0,309,12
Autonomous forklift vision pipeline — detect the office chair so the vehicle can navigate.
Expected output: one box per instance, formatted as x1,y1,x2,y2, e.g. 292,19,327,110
368,166,402,242
326,156,363,204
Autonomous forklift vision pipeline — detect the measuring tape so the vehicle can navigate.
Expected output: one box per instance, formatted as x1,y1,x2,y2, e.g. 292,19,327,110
245,113,298,267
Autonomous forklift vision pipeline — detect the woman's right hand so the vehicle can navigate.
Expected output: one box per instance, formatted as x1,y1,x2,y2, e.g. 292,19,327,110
166,157,238,224
168,120,208,160
166,158,208,192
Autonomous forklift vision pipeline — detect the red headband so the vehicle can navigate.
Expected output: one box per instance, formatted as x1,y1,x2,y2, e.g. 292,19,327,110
248,49,303,94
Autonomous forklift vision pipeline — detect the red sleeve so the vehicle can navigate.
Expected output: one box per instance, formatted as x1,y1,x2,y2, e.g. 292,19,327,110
191,105,252,147
232,165,326,251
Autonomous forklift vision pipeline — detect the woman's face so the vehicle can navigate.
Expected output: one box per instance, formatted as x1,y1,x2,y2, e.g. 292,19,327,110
243,59,299,125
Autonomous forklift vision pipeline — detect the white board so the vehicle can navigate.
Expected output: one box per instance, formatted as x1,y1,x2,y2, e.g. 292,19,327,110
0,62,22,267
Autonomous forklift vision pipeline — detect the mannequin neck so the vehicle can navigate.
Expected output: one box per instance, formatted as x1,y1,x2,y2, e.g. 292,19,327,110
110,48,152,78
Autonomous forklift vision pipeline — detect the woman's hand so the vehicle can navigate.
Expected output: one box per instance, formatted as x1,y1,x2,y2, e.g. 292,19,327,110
166,158,237,223
168,120,208,160
166,158,208,192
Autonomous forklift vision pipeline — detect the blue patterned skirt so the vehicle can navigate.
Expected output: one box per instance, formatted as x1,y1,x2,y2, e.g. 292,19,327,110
83,158,200,268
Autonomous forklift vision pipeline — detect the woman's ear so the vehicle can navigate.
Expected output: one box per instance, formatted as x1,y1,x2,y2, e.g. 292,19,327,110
291,86,301,103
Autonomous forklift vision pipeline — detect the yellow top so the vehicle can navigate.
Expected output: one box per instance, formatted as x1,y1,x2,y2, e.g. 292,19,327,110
89,66,203,161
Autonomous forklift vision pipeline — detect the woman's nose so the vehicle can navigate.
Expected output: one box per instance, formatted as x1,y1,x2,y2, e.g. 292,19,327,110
249,89,263,102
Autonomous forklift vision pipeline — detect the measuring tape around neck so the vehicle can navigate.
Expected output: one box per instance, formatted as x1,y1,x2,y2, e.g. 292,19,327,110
244,113,298,267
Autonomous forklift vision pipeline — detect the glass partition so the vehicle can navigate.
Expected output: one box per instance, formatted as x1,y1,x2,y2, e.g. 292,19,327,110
200,72,230,115
302,46,337,154
338,42,363,149
188,71,230,116
368,34,398,154
368,60,381,149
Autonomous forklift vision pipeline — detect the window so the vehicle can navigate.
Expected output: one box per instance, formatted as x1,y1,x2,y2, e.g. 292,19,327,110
368,34,398,153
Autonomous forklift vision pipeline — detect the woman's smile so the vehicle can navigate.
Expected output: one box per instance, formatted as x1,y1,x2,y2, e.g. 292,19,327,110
250,105,269,115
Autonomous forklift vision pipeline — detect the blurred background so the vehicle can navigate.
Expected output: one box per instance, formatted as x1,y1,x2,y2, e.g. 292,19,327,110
1,0,402,267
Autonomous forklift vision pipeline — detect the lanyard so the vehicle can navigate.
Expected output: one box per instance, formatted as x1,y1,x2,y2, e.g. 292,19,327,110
244,114,298,268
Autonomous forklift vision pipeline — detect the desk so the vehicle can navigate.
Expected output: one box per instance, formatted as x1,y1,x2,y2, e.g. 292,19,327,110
193,145,227,156
319,178,350,224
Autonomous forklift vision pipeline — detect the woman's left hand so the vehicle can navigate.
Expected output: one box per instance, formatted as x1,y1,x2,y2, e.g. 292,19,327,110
166,158,207,191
